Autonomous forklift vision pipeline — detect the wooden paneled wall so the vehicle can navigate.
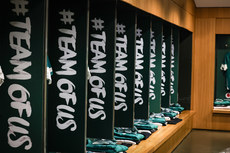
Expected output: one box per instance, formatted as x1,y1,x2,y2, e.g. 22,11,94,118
216,19,230,34
121,0,195,32
192,8,230,130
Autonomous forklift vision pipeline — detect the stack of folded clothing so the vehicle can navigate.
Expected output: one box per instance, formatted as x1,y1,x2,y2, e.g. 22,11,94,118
169,103,184,113
161,107,178,119
214,99,230,107
149,113,168,126
115,139,137,147
86,138,128,153
134,119,159,139
134,119,158,131
161,107,182,124
114,127,145,145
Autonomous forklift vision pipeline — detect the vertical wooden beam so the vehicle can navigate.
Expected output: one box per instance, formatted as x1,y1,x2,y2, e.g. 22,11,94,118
192,18,216,129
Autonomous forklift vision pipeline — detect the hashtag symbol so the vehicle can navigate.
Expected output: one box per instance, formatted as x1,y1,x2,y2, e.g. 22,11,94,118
91,18,104,31
11,0,28,16
136,28,142,38
59,9,74,25
116,23,126,34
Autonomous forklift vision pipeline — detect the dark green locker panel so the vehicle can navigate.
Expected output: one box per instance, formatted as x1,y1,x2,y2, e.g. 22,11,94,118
87,0,116,139
47,0,88,152
170,26,179,104
114,3,136,128
178,28,192,110
161,23,172,108
0,1,46,152
149,18,163,113
215,35,230,100
135,12,151,119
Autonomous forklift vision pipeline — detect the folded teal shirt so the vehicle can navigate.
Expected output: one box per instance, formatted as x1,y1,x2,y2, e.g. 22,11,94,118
149,117,166,124
162,112,177,118
86,138,128,153
134,120,158,130
86,144,128,153
114,128,144,141
214,101,230,106
169,106,184,112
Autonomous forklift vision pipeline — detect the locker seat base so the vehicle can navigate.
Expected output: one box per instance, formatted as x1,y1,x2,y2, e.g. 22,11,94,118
126,110,195,153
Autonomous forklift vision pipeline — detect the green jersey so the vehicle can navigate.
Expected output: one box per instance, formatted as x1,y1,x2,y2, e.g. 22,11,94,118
220,52,230,90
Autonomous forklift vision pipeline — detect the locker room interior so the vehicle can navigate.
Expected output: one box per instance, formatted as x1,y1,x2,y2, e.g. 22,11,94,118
1,0,230,153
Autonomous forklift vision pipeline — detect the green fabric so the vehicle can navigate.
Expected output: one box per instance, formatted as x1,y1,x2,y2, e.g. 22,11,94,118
162,112,177,118
114,128,144,141
90,138,117,145
161,107,178,118
171,103,181,107
87,138,92,144
149,112,165,118
86,144,128,153
149,117,166,124
214,101,230,106
47,56,53,75
86,138,128,153
134,120,158,130
169,106,184,112
114,134,144,141
114,127,138,134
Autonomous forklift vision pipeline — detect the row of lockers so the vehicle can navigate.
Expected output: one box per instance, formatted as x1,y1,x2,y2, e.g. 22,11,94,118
0,0,192,152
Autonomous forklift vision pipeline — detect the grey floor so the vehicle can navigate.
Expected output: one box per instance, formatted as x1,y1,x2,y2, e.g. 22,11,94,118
172,129,230,153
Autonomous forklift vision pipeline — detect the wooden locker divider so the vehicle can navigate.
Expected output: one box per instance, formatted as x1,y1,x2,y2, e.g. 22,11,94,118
149,18,163,113
47,0,89,152
170,26,180,104
114,2,136,128
87,0,117,139
0,0,46,152
161,22,172,108
178,28,192,110
134,12,151,119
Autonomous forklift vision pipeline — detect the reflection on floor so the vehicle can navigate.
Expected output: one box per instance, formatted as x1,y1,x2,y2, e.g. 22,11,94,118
172,129,230,153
